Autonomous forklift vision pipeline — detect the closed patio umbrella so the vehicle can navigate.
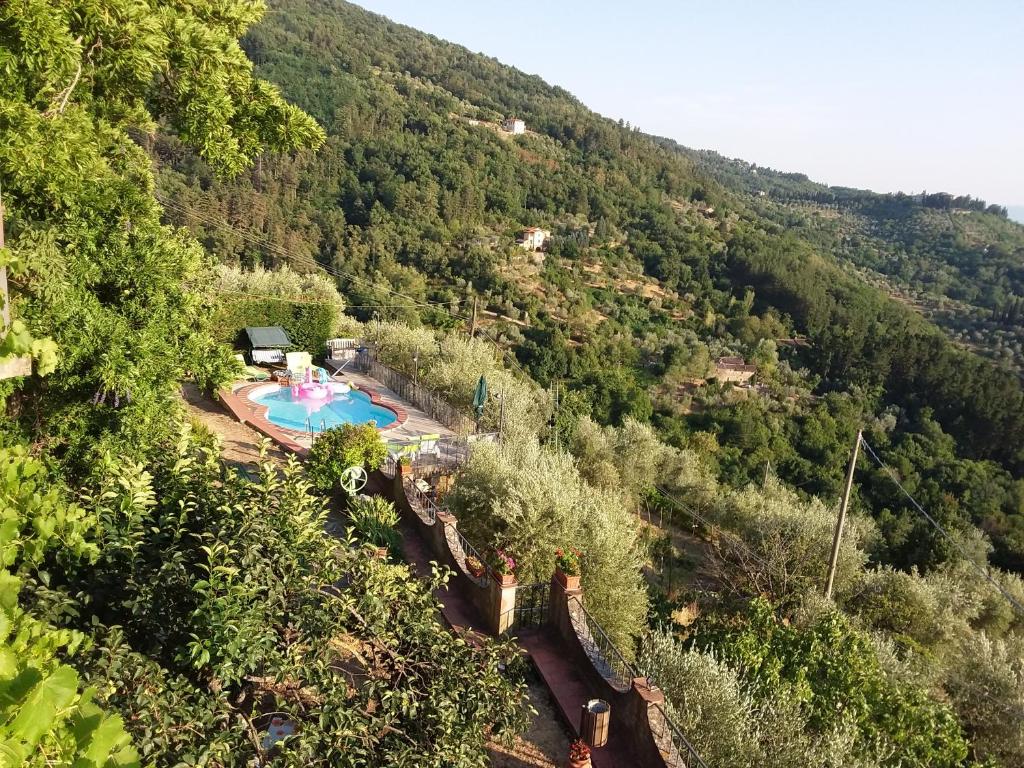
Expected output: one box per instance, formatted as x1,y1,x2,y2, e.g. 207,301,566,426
472,375,488,426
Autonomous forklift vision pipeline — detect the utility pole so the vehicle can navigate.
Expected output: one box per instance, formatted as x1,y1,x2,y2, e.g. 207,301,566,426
498,391,506,442
552,380,560,452
824,429,862,600
469,296,477,338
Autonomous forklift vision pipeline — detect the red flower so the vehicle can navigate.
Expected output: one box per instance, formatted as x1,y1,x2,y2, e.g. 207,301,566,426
569,739,591,759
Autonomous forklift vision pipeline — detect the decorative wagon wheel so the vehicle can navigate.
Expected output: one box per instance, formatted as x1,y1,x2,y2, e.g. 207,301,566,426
339,465,368,494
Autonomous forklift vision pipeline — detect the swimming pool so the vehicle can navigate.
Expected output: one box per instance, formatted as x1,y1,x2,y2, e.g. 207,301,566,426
251,385,398,433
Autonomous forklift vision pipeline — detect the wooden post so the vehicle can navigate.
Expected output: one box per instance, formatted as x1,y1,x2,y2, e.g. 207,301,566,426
469,296,477,338
498,392,505,442
824,429,861,600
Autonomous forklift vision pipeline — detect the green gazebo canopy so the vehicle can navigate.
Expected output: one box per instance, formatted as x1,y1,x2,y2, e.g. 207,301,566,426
245,326,292,349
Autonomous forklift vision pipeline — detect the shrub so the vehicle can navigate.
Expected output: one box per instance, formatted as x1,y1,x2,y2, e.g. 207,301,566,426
492,548,516,575
448,438,648,653
306,424,387,492
693,599,970,768
944,633,1024,766
347,495,401,555
555,547,582,576
211,265,345,355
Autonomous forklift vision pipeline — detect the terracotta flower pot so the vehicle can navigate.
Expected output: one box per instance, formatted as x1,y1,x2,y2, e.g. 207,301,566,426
493,571,516,587
555,568,581,591
467,561,486,578
565,757,592,768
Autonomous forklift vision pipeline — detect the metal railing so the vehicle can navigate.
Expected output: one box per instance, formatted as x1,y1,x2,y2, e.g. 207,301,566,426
404,477,441,525
567,596,637,692
565,598,710,767
357,352,477,434
511,582,549,630
443,523,491,588
648,702,709,768
380,455,397,479
384,433,499,481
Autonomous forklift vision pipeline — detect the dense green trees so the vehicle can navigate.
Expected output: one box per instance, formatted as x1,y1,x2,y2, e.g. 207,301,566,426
1,2,534,764
0,0,322,466
60,433,529,766
211,264,346,355
5,0,1014,763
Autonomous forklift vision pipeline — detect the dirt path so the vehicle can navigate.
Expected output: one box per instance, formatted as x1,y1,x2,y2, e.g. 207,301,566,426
486,681,571,768
179,382,289,472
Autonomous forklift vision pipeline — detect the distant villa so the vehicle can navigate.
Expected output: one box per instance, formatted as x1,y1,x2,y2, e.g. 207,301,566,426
518,227,550,251
715,355,756,383
502,116,526,135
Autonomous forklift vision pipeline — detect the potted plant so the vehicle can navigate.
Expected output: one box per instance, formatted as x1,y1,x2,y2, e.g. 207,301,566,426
465,554,486,578
566,739,592,768
491,548,516,586
555,547,582,590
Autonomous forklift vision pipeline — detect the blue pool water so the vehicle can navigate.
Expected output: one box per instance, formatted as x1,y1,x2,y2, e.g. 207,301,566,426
253,386,397,432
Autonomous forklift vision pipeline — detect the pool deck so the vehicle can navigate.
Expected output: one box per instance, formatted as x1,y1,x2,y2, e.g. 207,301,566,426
220,369,456,454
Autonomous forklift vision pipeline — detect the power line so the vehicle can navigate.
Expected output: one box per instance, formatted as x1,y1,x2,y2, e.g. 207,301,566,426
860,437,1024,617
653,484,774,573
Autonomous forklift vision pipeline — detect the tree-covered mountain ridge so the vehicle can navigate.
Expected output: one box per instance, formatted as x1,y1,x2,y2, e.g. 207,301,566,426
678,147,1024,374
157,0,1024,570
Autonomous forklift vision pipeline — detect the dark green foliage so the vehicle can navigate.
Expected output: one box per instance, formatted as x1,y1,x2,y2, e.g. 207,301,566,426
347,494,402,555
695,599,971,768
50,433,530,765
214,297,336,357
306,423,387,492
0,0,322,469
147,0,1024,573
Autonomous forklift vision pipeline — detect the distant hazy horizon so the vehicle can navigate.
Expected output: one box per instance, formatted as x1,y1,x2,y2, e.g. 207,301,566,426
355,0,1023,209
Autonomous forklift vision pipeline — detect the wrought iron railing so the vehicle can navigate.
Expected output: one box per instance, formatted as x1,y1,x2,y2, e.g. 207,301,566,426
443,523,491,588
380,455,397,479
648,702,709,768
565,599,709,767
567,596,637,692
404,477,440,525
510,582,549,630
357,353,477,434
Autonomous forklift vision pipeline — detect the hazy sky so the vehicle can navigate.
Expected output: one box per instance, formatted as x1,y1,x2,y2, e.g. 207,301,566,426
356,0,1023,206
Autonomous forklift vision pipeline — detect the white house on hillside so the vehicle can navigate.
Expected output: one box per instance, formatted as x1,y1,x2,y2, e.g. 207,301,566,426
502,117,526,135
519,227,550,251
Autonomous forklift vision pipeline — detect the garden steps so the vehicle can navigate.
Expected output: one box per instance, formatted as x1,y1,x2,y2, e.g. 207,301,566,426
517,629,638,768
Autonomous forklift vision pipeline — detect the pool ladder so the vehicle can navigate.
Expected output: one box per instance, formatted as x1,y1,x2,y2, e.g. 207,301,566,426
304,417,327,440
